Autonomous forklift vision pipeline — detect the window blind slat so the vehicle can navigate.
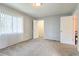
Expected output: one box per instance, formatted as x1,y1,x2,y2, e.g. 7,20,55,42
0,6,23,35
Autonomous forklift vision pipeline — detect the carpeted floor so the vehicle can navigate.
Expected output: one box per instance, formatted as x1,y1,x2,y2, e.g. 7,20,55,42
0,39,78,56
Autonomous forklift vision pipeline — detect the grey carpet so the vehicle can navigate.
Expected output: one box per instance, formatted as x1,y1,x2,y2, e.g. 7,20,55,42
0,39,78,56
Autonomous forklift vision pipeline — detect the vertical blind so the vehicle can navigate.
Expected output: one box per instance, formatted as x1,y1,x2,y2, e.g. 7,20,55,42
0,5,23,35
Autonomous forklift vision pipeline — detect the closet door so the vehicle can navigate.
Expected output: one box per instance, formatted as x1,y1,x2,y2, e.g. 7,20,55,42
33,20,39,39
33,20,44,39
60,16,75,45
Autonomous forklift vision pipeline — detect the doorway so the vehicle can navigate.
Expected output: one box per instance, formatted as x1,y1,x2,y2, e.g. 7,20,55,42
33,20,44,39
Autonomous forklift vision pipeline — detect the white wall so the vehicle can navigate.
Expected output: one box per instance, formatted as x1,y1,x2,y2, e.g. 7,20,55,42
23,15,33,41
40,16,60,41
0,4,34,49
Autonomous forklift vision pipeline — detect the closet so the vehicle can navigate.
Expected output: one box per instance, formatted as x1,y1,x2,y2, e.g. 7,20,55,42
33,20,44,39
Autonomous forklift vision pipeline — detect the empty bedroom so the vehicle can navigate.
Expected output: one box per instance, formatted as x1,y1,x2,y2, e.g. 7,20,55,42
0,3,79,56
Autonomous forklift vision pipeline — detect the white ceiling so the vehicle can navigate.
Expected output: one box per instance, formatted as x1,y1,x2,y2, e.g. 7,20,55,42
3,3,77,18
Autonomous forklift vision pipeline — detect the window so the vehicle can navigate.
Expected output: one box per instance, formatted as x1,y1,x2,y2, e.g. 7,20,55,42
0,12,23,35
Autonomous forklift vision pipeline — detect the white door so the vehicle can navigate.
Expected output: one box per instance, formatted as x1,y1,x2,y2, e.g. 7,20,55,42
33,20,39,39
33,20,44,39
60,16,75,45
